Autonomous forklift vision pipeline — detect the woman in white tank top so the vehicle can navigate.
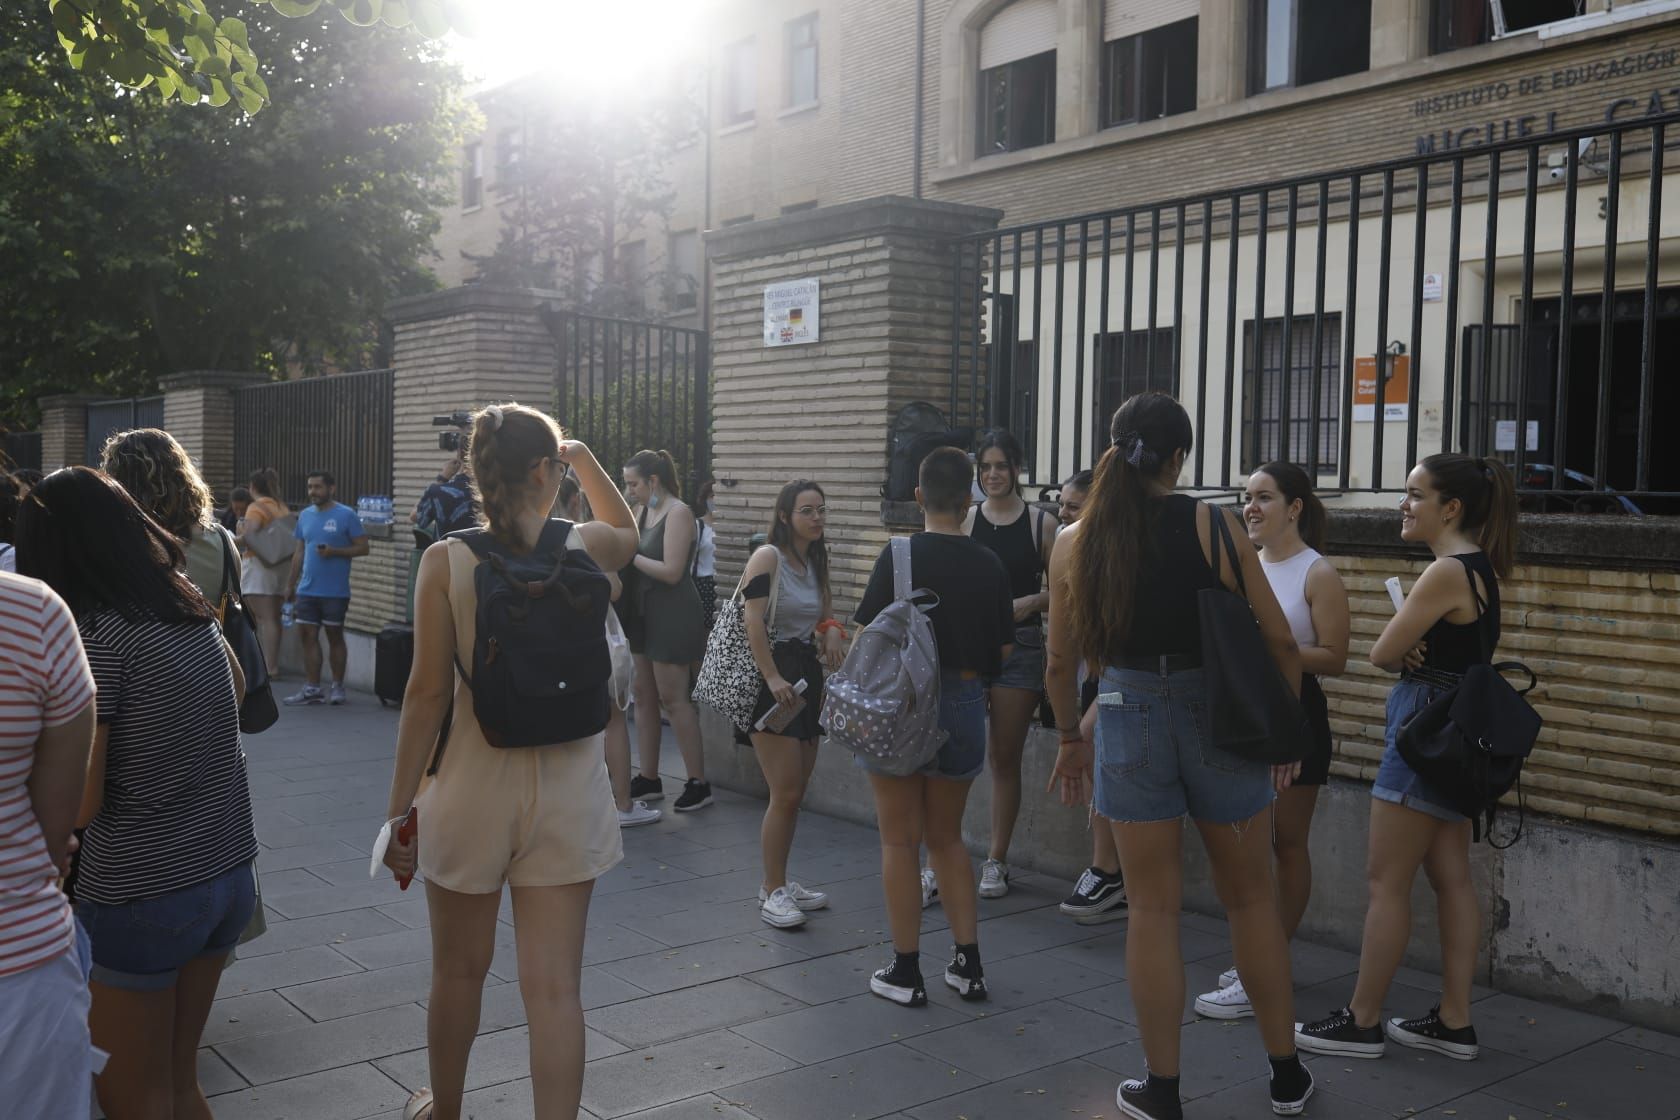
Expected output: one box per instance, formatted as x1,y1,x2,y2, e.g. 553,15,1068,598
1194,461,1351,1022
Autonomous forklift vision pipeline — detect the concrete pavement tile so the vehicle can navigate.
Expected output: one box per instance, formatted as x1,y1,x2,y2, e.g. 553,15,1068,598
593,856,701,896
282,959,502,1021
614,900,772,948
1291,973,1443,1025
256,840,368,873
1481,1039,1680,1120
807,872,894,914
200,1048,249,1095
220,945,363,997
205,1062,409,1120
259,819,380,853
1055,960,1229,1026
266,876,413,919
733,991,969,1065
580,1029,799,1118
1470,992,1627,1062
1087,1016,1274,1100
305,856,392,886
1041,923,1226,978
607,1095,760,1119
1395,963,1498,1003
1306,1043,1534,1115
579,924,669,967
1613,1025,1680,1060
726,1041,983,1120
615,829,714,862
1411,1091,1576,1118
923,951,1131,1020
1287,939,1364,990
201,991,314,1046
251,867,332,894
1180,1079,1390,1119
749,946,886,1006
215,1004,429,1084
651,838,764,877
601,933,811,995
757,907,896,957
969,906,1118,959
372,1025,628,1093
905,999,1132,1080
375,897,432,929
324,925,435,970
901,1056,1127,1120
588,977,804,1048
1058,978,1133,1023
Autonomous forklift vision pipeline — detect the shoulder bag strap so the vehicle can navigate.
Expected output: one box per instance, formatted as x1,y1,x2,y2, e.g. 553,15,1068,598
890,536,912,602
1206,503,1247,599
766,549,783,632
217,529,244,621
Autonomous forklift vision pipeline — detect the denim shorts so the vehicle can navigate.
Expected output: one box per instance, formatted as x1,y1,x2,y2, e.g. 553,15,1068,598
855,673,987,782
1372,676,1466,823
987,624,1046,693
74,860,257,991
294,595,350,628
1092,666,1274,825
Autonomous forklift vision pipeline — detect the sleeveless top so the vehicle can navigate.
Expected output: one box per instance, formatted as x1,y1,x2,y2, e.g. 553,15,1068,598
633,506,707,663
1422,552,1500,674
1113,494,1218,661
771,550,822,642
1261,546,1322,651
693,519,717,578
970,502,1042,624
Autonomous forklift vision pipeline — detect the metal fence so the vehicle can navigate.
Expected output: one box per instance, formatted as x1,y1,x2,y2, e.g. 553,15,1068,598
548,310,711,497
948,112,1680,514
85,396,164,466
232,370,394,509
1,431,41,473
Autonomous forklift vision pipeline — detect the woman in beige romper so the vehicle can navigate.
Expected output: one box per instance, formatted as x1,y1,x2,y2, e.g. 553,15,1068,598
380,403,638,1120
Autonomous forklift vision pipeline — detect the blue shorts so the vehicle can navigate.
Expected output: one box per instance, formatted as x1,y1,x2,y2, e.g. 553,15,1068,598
856,673,987,782
1092,666,1274,825
74,861,257,991
1372,676,1466,823
294,595,350,628
987,624,1046,693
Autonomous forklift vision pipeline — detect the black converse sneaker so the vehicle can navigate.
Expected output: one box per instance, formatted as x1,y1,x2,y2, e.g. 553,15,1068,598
628,774,664,802
672,779,713,812
1385,1006,1480,1060
944,946,987,1001
1117,1073,1183,1120
869,958,927,1007
1059,866,1128,922
1268,1055,1315,1116
1295,1007,1386,1059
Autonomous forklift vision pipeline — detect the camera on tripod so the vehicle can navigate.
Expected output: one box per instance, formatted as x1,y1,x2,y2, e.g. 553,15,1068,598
433,411,473,452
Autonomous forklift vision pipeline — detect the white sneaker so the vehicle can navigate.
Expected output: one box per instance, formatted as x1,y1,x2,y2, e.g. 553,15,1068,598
759,887,807,929
758,881,828,911
978,859,1010,899
327,682,347,705
1218,966,1240,989
1194,976,1254,1019
920,867,940,909
617,801,662,828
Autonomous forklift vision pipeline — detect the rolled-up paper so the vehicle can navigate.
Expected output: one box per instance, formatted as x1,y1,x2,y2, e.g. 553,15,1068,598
1385,576,1405,612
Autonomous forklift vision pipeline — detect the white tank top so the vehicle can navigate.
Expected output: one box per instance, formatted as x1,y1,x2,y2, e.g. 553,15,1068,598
1261,546,1322,651
693,520,716,577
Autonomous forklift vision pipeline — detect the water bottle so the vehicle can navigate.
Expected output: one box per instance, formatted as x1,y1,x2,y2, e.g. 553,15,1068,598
282,601,294,629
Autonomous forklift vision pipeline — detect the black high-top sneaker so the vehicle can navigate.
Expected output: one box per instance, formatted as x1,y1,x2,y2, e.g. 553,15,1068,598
869,954,926,1007
1268,1053,1315,1116
944,944,987,1001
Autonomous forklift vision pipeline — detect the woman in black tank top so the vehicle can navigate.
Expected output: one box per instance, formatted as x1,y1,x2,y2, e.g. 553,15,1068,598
1297,455,1517,1066
1044,393,1314,1118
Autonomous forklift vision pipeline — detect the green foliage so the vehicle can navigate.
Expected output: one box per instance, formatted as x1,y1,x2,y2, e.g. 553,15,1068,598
0,5,478,428
43,0,464,114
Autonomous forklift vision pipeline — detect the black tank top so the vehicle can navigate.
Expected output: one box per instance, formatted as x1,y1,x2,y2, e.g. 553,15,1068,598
1422,552,1500,674
970,503,1043,624
1110,494,1217,661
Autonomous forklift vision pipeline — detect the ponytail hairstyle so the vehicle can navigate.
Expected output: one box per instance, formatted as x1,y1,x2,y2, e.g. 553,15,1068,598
625,449,682,500
249,467,282,501
1256,460,1328,553
101,427,215,539
1067,392,1194,665
974,428,1025,494
466,402,563,551
767,479,831,611
556,473,581,516
1418,453,1518,578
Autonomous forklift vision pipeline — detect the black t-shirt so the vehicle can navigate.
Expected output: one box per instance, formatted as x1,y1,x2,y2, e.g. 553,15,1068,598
854,532,1013,677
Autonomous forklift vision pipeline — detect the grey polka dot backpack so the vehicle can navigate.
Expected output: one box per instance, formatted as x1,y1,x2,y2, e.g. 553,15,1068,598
819,536,946,775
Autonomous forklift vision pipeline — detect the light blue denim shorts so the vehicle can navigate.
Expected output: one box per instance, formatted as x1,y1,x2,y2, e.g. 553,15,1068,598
1093,666,1274,825
1372,676,1466,823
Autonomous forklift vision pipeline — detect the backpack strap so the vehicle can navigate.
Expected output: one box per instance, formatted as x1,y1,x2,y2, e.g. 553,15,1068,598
1455,554,1495,665
890,536,912,602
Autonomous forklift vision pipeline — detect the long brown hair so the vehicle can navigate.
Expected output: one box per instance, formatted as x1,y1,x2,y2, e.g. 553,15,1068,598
1067,392,1194,665
467,403,562,551
101,428,215,539
767,479,831,615
1255,460,1328,553
1419,453,1518,578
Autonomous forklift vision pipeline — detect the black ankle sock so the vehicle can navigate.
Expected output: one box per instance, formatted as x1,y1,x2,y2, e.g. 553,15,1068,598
951,943,981,976
892,950,920,976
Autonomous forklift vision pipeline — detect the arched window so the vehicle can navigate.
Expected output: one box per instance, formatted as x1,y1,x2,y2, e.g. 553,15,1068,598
977,0,1058,154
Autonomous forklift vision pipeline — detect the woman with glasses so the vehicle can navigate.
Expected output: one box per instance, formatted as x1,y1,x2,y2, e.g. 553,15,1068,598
737,480,844,929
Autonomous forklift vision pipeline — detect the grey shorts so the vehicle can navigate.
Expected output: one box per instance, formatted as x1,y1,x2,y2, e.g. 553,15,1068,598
0,927,97,1117
988,624,1046,693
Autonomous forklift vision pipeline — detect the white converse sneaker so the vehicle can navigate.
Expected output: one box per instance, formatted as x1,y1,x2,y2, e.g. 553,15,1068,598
1194,976,1254,1019
978,859,1010,899
920,866,940,909
617,801,662,828
759,881,828,911
1218,966,1240,990
759,887,807,929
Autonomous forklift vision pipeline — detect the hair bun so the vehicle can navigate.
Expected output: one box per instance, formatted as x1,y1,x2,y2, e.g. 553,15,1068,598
483,405,505,432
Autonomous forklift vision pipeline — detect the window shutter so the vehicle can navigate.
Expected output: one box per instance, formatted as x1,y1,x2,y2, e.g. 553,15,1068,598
1103,0,1199,41
979,0,1060,70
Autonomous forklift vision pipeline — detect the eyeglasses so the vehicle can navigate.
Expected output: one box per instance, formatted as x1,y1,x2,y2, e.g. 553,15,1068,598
978,461,1013,474
795,505,828,517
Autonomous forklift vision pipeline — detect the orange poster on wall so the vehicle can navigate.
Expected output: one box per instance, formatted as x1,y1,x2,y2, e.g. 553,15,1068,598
1353,355,1410,422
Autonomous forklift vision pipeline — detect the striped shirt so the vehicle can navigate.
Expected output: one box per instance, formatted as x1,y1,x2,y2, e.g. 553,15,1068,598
77,609,257,905
0,573,96,978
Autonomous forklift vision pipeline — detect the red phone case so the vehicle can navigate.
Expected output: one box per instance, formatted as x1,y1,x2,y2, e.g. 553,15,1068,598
395,808,418,890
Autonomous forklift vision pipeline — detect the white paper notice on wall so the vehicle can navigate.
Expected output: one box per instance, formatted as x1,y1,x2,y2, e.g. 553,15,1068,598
764,278,821,347
1422,273,1444,302
1495,419,1540,452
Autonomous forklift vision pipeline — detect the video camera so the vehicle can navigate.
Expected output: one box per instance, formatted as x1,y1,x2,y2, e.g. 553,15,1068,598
433,411,472,452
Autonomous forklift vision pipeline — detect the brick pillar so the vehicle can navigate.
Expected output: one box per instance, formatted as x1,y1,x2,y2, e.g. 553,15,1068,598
159,370,269,499
38,394,96,470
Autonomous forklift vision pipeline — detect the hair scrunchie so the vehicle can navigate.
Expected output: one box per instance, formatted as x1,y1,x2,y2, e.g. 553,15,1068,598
1114,430,1162,474
484,405,504,431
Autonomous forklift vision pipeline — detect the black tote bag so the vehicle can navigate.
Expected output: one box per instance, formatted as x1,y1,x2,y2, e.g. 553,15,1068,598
1196,504,1306,764
218,537,279,734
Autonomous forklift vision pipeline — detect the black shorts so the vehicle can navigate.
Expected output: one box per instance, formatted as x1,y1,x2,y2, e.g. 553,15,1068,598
1296,673,1333,786
735,638,825,745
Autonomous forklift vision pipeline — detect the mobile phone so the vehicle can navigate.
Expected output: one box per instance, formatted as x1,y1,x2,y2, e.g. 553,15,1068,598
755,678,809,733
395,807,418,890
1385,576,1405,613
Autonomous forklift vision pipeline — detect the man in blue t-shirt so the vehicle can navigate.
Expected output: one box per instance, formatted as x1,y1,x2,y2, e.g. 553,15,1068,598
284,471,368,706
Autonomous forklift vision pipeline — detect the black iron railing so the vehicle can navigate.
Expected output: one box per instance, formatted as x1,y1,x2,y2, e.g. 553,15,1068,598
548,310,711,497
233,370,394,509
948,112,1680,514
85,396,164,466
1,431,41,473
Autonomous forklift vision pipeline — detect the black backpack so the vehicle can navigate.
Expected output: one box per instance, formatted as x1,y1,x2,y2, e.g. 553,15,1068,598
453,519,613,749
882,402,968,502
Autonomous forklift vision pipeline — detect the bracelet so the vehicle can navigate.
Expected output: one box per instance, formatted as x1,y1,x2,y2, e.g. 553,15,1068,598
1057,727,1084,741
814,619,847,639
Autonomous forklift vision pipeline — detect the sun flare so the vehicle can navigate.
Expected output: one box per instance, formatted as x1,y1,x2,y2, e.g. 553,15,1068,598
443,0,711,95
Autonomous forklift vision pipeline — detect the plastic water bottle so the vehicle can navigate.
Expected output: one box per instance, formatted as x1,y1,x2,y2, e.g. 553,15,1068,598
282,601,294,629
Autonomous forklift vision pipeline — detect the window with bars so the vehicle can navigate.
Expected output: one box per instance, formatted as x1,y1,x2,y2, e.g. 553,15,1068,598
1240,314,1342,473
978,50,1056,154
1095,328,1178,447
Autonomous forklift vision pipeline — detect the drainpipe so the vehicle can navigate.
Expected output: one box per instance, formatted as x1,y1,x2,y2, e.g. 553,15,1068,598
913,0,926,198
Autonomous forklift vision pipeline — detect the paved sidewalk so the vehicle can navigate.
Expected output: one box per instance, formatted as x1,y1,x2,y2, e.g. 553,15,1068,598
194,696,1680,1120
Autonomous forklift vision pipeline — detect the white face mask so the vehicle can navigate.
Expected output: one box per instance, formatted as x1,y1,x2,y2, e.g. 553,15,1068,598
648,488,662,509
705,498,715,515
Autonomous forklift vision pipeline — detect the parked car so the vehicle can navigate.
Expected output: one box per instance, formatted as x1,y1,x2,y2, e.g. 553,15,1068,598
1517,464,1643,515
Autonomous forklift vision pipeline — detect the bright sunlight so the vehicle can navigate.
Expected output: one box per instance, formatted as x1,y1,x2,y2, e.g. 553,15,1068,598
443,0,712,94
